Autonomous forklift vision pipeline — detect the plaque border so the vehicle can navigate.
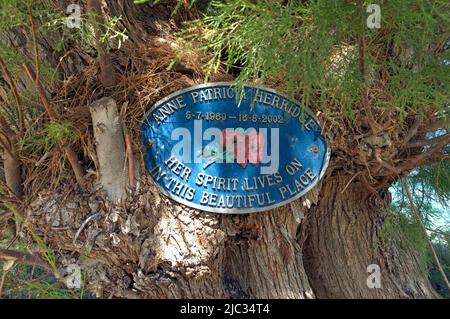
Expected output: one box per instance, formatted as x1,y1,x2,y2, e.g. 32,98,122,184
141,82,331,214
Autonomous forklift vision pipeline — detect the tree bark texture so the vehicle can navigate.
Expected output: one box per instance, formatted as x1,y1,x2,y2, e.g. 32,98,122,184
25,173,438,299
301,176,438,298
1,0,440,299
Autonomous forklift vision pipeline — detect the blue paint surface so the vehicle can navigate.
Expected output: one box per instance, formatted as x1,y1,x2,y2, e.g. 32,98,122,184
142,82,330,214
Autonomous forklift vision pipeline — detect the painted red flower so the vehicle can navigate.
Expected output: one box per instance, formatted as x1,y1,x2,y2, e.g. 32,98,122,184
221,128,264,168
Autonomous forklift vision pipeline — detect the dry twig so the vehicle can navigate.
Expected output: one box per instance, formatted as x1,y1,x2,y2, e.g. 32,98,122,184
0,249,52,272
402,175,450,291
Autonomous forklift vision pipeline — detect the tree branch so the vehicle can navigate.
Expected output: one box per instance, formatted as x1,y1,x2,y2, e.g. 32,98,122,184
28,3,40,81
0,249,52,272
404,132,450,149
401,116,422,146
23,63,85,188
425,227,450,238
22,63,58,120
0,55,24,134
379,133,450,176
402,175,450,291
87,0,116,88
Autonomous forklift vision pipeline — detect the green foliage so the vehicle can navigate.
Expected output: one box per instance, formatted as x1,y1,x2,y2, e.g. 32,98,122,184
15,281,85,299
133,0,159,4
43,11,129,52
411,148,450,210
429,242,450,298
98,15,129,50
392,140,449,229
381,207,431,273
133,0,198,9
182,3,450,296
179,0,449,119
380,205,449,299
389,160,450,297
0,240,87,299
0,1,128,75
0,205,88,299
0,0,447,299
19,120,78,155
0,1,57,84
3,202,58,274
0,0,38,29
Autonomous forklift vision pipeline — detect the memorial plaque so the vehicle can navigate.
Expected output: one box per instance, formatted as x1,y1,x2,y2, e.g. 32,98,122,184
142,82,330,213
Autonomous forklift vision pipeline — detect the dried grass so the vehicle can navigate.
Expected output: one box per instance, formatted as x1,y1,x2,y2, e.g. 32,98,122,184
20,36,232,199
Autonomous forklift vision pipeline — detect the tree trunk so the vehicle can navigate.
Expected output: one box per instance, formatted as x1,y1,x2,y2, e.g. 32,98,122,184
301,176,438,298
25,173,437,299
2,0,439,299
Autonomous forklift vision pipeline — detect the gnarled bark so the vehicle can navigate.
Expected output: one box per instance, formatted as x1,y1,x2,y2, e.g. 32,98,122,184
301,176,438,298
1,0,440,299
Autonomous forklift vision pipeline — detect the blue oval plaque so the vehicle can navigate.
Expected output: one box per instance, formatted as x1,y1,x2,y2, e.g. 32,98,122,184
142,82,330,214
